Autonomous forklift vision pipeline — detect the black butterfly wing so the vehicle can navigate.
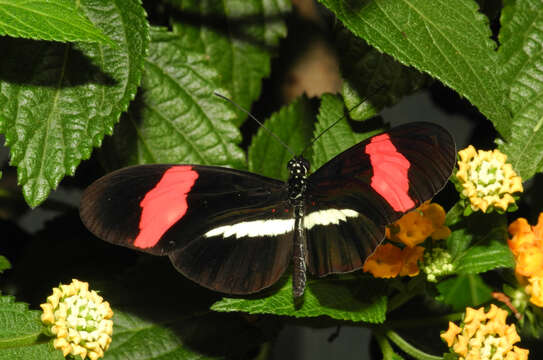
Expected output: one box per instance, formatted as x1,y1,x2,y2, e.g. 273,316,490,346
80,164,293,294
304,122,456,276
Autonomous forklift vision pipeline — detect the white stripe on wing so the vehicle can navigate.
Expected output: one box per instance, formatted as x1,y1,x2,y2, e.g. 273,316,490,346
303,209,359,230
204,218,295,239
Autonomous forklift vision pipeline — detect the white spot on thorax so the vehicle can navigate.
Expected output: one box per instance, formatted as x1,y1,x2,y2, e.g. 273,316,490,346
303,209,359,230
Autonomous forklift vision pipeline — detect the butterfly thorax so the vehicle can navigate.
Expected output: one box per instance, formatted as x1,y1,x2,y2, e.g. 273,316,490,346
287,156,310,297
287,156,310,206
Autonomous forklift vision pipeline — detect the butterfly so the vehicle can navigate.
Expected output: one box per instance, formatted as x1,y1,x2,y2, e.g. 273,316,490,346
79,122,455,297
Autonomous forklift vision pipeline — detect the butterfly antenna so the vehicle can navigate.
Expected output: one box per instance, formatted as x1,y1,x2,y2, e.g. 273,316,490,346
214,92,296,156
300,86,386,156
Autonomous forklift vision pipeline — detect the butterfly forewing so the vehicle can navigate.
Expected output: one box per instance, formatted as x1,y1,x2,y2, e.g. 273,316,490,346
80,164,294,293
304,122,455,276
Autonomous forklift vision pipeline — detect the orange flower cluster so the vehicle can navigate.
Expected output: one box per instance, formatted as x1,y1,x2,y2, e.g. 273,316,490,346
441,305,528,360
363,243,424,278
386,202,451,247
508,213,543,307
363,203,450,278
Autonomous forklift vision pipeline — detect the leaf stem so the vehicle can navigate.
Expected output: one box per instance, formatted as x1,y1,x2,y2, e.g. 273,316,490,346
374,330,397,359
383,312,464,329
383,328,443,360
387,289,418,312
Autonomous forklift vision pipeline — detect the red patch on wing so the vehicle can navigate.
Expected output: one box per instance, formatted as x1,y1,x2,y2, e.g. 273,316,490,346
365,133,415,212
134,166,198,248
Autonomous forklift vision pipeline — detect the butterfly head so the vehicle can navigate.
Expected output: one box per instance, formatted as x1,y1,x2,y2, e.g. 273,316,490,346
287,156,310,202
287,156,310,178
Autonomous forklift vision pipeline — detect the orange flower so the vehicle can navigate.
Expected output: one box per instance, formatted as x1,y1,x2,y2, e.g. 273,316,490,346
363,243,403,278
363,243,425,278
534,213,543,239
509,218,532,239
441,305,528,360
515,247,543,278
526,276,543,308
508,213,543,307
508,229,537,257
386,202,450,247
399,246,425,277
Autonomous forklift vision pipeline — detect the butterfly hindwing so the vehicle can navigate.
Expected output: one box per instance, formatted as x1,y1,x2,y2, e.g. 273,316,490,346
303,209,384,275
80,164,294,294
304,122,455,276
169,229,293,294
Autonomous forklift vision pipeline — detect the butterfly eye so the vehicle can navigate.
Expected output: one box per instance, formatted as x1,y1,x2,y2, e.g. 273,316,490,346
287,159,296,171
301,158,310,173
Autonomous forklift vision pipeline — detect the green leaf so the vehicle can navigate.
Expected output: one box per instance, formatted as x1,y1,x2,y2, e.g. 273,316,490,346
497,0,543,180
104,310,219,360
0,0,148,207
248,96,315,180
101,27,245,169
0,0,114,45
103,303,274,360
318,0,510,131
447,211,508,266
436,274,492,311
212,276,387,323
337,28,430,121
169,0,290,125
447,227,473,260
445,201,465,227
0,295,43,348
447,209,514,275
0,343,63,360
0,256,10,273
454,239,515,274
311,93,383,170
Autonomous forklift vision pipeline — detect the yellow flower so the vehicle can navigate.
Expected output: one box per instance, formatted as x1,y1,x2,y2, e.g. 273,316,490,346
456,145,523,213
508,214,543,307
41,279,113,360
441,305,529,360
386,202,450,247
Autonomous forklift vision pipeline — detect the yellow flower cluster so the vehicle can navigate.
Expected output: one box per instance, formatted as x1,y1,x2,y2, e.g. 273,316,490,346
508,213,543,307
456,146,523,213
41,279,114,360
441,305,529,360
363,202,450,278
